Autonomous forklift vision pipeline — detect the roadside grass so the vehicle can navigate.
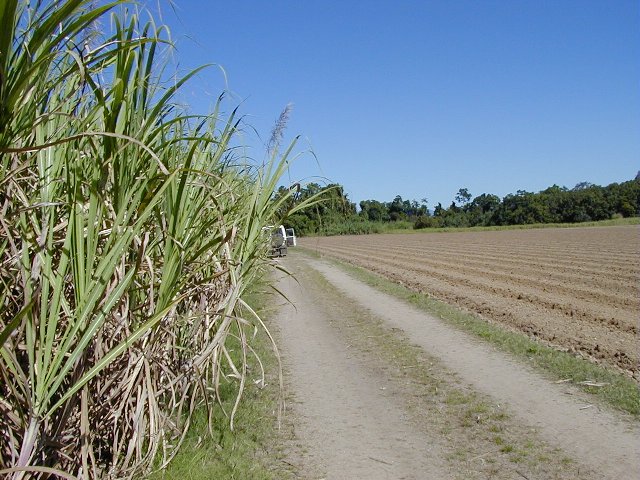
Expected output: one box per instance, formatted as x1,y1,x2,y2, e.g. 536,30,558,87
304,216,639,237
297,262,585,479
410,216,639,233
314,219,414,236
297,249,640,417
148,288,294,480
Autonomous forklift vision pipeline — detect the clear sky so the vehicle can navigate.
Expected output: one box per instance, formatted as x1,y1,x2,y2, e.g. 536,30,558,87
148,0,639,209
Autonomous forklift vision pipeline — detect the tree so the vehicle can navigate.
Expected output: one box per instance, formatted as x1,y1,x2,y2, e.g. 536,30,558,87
388,195,407,221
455,187,472,205
465,193,501,226
573,181,594,191
470,193,500,214
359,200,389,222
282,175,638,237
421,198,429,215
605,180,639,217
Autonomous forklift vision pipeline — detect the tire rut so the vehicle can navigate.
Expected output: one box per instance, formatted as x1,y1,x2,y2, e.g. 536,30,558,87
273,259,449,479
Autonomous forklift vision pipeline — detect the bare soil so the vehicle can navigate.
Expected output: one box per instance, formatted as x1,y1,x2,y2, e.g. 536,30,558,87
271,252,640,479
299,226,640,378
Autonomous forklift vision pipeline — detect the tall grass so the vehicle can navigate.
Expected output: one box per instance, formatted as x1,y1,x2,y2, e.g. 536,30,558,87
312,218,414,236
0,1,311,478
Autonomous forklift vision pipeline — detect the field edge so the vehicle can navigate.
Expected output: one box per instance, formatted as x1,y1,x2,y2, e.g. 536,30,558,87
295,247,640,418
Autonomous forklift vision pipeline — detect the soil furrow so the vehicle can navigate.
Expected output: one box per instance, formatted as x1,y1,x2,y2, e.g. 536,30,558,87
314,247,638,373
315,245,638,332
314,243,639,309
300,226,640,378
310,238,639,285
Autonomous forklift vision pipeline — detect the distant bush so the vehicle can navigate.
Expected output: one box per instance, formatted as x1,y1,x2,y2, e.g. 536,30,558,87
316,219,413,236
414,215,441,229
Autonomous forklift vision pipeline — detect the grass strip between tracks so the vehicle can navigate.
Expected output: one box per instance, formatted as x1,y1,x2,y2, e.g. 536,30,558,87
297,249,640,417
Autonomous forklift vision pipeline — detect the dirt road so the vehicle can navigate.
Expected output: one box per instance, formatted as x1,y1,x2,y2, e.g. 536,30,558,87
273,252,639,479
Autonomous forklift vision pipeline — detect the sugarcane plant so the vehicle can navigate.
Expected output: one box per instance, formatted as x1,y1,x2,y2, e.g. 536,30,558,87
0,1,316,478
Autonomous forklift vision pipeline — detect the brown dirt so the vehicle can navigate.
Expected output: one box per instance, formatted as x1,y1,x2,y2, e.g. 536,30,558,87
272,253,640,479
299,225,640,378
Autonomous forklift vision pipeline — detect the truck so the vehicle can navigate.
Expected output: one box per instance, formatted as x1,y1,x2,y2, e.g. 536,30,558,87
284,227,297,247
268,225,296,257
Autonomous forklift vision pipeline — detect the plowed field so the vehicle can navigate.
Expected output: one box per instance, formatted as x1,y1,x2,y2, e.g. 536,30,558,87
299,225,639,379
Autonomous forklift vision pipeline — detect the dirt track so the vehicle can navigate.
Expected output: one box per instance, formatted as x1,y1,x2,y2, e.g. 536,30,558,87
273,253,640,479
299,225,639,378
274,260,448,479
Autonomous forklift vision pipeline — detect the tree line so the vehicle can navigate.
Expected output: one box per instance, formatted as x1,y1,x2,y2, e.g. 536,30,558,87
276,176,640,236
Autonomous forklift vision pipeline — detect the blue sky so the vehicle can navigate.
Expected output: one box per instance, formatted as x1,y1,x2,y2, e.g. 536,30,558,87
149,0,638,209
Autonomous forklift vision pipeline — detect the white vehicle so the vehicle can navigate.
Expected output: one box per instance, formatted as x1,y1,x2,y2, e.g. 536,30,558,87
285,227,297,247
267,225,296,257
